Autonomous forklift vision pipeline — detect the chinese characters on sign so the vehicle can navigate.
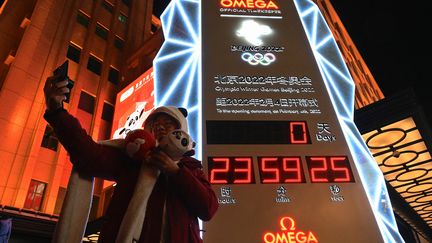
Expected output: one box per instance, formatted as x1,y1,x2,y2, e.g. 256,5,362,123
213,75,319,115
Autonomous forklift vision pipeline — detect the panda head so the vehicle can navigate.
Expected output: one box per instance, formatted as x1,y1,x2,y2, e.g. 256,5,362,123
113,106,146,138
158,129,195,161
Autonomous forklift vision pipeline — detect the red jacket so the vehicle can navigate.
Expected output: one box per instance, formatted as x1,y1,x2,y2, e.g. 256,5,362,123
44,109,219,243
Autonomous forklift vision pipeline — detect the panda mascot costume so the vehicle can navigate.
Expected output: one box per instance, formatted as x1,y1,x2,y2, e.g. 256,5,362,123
52,106,196,243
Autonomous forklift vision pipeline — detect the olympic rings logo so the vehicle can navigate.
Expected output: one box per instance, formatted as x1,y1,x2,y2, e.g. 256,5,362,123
241,52,276,66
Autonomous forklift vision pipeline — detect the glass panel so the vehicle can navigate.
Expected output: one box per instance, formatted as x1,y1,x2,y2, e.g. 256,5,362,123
114,37,124,50
41,125,58,151
23,180,46,211
78,91,95,114
87,55,102,75
77,11,90,27
95,24,109,40
108,67,119,85
118,14,127,24
67,43,81,63
102,1,113,13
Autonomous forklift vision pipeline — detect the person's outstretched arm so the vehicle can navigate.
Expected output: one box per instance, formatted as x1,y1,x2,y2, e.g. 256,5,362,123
43,75,128,180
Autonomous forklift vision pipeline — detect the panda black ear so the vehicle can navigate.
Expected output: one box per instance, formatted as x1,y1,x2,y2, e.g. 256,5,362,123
178,107,188,117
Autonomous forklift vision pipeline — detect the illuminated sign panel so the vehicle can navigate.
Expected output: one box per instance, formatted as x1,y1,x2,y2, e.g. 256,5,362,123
111,67,154,139
200,0,392,242
105,67,155,188
154,0,403,242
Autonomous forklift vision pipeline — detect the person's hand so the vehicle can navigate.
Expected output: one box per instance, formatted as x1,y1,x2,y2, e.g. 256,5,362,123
43,75,70,111
146,149,180,175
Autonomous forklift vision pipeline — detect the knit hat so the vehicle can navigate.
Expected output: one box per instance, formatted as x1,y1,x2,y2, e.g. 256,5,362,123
143,106,189,133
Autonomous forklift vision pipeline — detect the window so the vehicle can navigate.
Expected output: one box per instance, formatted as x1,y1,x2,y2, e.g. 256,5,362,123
121,0,130,7
114,36,124,50
95,23,109,40
76,11,90,27
108,67,119,85
66,43,81,63
54,187,66,215
102,102,114,122
87,54,102,75
100,103,114,140
102,1,114,13
41,125,58,151
118,13,127,24
78,91,95,114
24,180,47,211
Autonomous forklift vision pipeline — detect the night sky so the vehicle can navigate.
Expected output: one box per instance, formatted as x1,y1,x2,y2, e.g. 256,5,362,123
330,0,432,124
153,0,170,18
153,0,432,124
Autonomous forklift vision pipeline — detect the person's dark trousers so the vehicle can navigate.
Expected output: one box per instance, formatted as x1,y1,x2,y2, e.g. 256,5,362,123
0,217,12,243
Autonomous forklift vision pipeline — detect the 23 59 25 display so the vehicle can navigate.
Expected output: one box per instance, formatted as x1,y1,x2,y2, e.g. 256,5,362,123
208,155,354,184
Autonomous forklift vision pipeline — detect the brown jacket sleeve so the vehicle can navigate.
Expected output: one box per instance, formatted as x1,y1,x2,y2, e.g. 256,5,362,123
44,108,129,181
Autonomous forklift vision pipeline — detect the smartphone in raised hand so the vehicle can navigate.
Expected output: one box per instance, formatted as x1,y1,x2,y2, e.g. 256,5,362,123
53,60,74,103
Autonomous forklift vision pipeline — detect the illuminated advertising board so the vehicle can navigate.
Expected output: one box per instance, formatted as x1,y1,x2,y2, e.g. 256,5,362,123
153,0,403,242
111,67,155,139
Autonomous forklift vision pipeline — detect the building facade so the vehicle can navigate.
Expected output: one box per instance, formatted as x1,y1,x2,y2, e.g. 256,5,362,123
0,0,161,238
315,0,431,241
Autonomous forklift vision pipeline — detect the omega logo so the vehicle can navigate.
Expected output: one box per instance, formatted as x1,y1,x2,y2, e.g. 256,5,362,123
220,0,279,9
263,216,319,243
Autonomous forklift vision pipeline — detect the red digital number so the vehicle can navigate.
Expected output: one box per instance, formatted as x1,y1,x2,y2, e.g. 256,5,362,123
258,157,305,183
308,157,329,182
260,157,279,183
234,157,253,183
290,121,308,144
330,157,351,182
208,157,254,184
210,157,229,184
282,157,303,183
306,156,354,183
209,156,354,184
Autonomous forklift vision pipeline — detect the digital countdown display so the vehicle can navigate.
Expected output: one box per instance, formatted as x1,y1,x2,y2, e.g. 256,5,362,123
206,120,311,144
208,156,355,184
199,0,396,242
154,0,403,242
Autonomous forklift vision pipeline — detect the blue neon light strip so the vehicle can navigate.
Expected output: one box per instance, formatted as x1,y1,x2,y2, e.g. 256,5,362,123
293,0,403,242
154,0,202,158
154,0,404,242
